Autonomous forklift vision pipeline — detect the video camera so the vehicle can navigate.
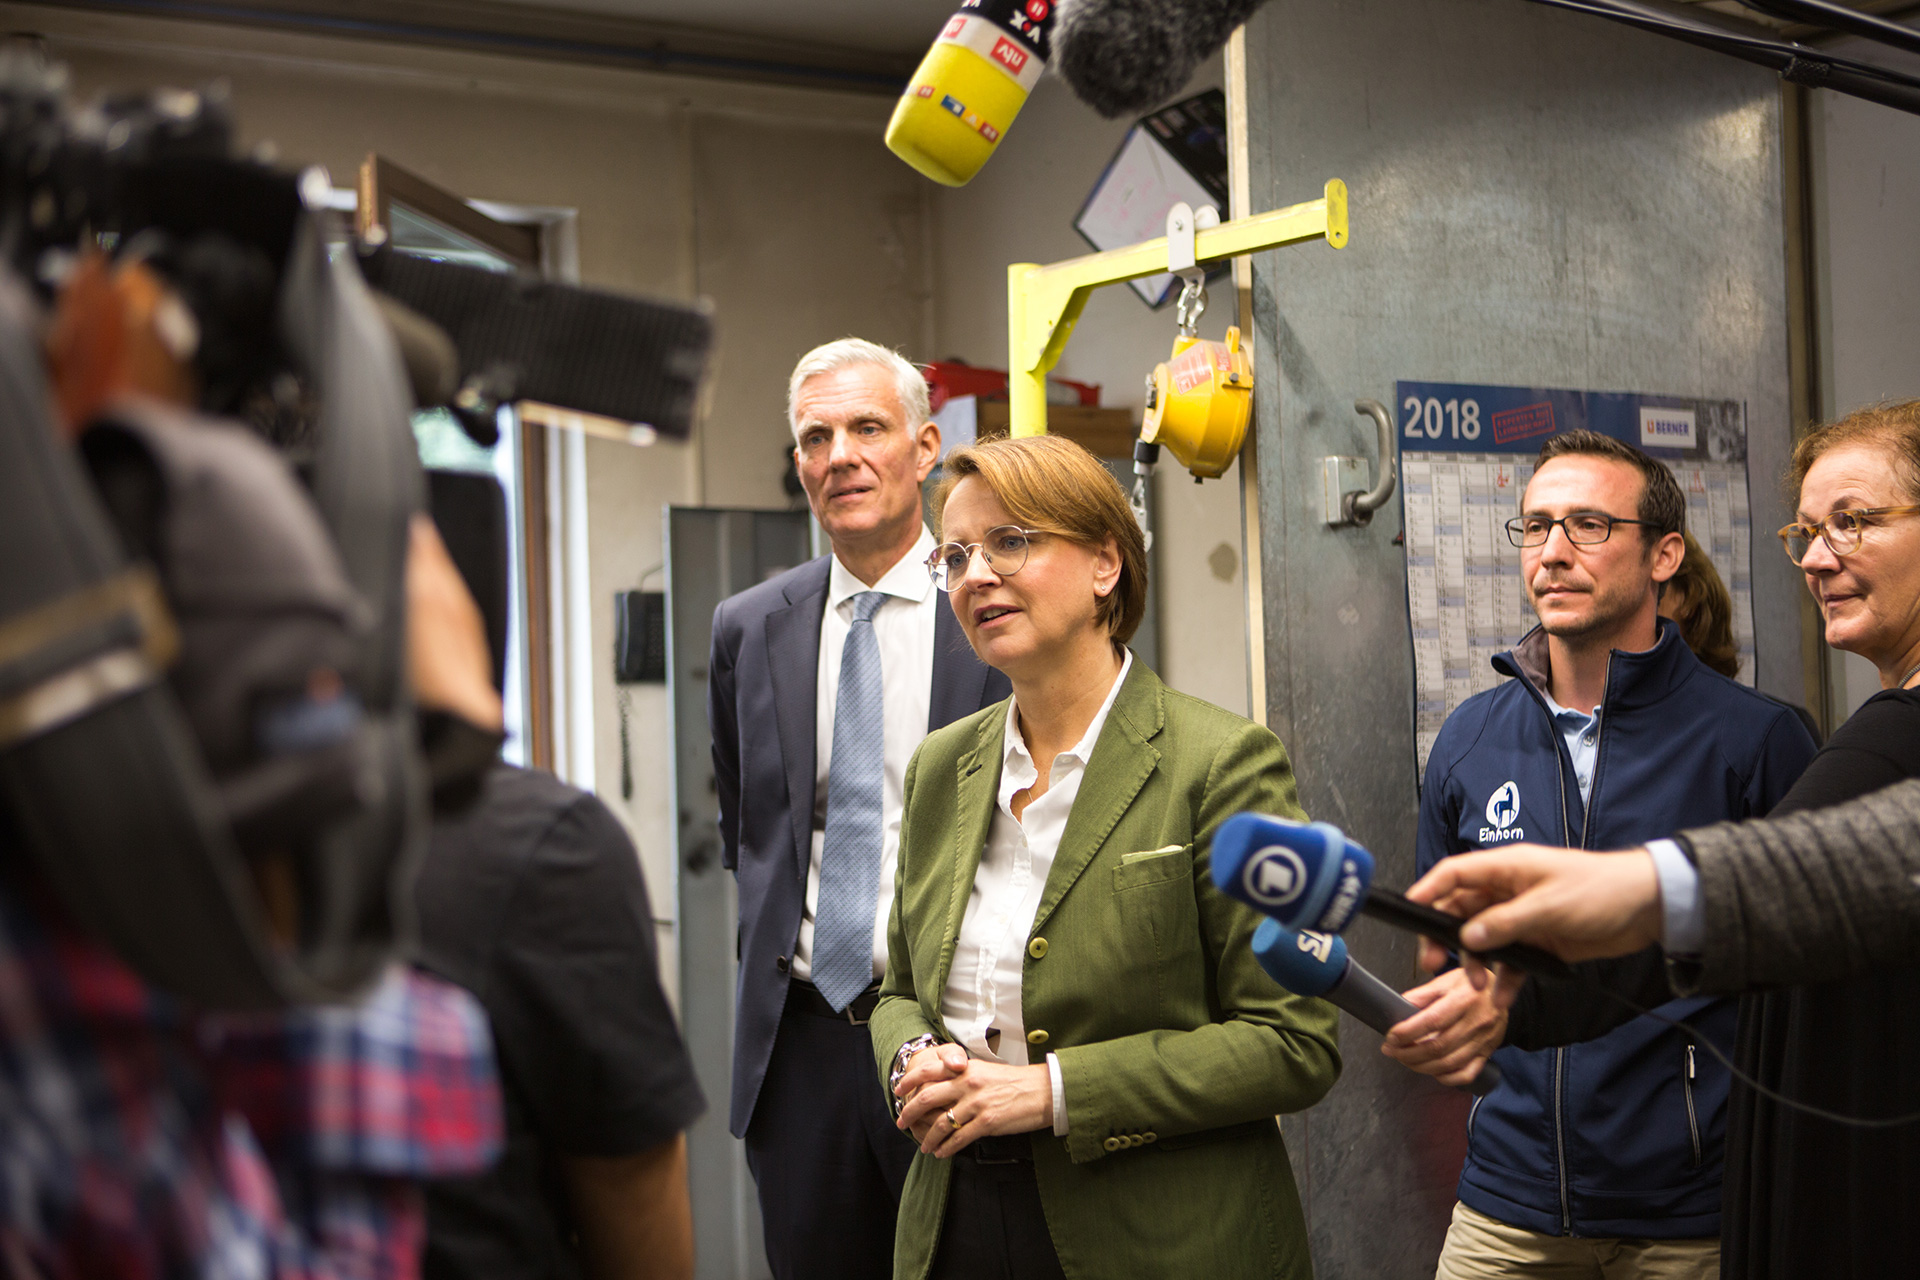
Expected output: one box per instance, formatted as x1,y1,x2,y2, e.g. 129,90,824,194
0,48,713,1010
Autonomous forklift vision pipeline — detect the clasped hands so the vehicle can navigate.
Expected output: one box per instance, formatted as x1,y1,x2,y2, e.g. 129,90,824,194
893,1043,1051,1159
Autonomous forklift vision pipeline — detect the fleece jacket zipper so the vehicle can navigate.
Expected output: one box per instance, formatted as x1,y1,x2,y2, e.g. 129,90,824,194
1547,653,1612,1237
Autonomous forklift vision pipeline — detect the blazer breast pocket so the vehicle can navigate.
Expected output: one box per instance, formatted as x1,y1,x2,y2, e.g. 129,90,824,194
1112,844,1191,891
1109,844,1201,1017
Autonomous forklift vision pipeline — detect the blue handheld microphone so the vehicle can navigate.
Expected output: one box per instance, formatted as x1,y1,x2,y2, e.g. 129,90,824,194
1212,813,1573,979
1252,920,1502,1096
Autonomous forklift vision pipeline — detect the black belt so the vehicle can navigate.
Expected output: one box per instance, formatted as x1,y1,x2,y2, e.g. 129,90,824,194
958,1133,1034,1164
787,977,880,1025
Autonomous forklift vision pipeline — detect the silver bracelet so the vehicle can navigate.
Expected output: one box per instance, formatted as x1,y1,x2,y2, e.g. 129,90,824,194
887,1033,944,1118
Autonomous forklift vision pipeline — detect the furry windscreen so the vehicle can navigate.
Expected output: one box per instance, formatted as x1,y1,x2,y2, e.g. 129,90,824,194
1053,0,1272,118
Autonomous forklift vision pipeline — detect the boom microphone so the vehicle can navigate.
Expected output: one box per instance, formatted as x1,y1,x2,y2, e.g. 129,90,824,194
1253,920,1501,1096
886,1,1054,186
1212,813,1574,979
1052,0,1269,118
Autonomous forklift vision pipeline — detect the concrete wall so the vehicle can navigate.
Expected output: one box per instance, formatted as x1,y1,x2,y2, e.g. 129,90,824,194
1808,39,1920,715
929,63,1253,717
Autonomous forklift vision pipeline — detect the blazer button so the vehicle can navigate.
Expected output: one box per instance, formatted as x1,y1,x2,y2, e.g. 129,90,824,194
775,956,790,973
1028,936,1048,959
1103,1136,1121,1152
1026,1029,1049,1045
1143,1132,1157,1143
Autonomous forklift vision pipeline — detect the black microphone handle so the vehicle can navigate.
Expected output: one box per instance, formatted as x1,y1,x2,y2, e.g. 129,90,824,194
1361,885,1575,980
1328,957,1503,1097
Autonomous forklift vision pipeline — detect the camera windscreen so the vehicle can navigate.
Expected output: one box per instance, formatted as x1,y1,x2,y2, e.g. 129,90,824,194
359,245,713,440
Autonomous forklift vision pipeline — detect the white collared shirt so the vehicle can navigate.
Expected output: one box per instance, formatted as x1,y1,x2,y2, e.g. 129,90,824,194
790,527,939,983
943,650,1132,1133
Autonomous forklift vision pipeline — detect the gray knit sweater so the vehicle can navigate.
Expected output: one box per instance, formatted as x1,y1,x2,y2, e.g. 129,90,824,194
1670,777,1920,995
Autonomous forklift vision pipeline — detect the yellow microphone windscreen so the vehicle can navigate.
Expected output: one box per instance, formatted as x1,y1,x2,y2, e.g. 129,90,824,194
885,1,1053,187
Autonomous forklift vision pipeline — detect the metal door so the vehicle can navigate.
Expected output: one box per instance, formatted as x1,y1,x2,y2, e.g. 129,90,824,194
1236,3,1800,1274
666,506,812,1280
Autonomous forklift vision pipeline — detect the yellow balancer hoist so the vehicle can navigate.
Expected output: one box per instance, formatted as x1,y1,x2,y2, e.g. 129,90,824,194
1004,180,1347,547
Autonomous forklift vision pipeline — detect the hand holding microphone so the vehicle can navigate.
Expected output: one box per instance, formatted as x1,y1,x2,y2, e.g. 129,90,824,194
1405,842,1666,964
1252,921,1502,1096
1211,813,1576,979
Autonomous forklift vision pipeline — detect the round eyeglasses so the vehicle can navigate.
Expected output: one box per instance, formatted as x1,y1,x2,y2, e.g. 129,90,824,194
1505,513,1654,548
1778,506,1920,565
927,526,1040,591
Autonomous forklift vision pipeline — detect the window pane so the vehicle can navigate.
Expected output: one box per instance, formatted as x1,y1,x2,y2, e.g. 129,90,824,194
413,408,496,474
389,203,518,273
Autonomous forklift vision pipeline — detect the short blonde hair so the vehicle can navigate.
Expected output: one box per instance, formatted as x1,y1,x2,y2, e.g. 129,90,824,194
935,435,1148,646
786,338,929,437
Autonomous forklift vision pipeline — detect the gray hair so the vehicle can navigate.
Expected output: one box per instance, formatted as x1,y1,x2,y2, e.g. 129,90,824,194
786,338,930,438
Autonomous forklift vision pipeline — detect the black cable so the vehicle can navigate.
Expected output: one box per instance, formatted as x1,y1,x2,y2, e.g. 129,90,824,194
1524,0,1920,117
1582,975,1920,1129
1737,0,1920,59
617,686,633,802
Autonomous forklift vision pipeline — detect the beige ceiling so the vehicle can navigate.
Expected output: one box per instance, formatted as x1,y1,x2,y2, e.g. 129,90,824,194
58,0,1920,93
59,0,963,90
497,0,959,56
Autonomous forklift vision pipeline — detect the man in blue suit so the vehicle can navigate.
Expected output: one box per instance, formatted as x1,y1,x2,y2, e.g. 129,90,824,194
708,339,1010,1279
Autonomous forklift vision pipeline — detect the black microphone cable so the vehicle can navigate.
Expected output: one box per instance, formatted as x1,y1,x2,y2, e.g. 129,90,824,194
1485,966,1920,1129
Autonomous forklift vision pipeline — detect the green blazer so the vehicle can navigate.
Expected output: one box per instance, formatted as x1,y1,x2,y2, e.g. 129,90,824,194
872,660,1340,1279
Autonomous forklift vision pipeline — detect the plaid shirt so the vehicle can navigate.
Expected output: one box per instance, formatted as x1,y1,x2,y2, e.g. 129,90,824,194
0,861,500,1280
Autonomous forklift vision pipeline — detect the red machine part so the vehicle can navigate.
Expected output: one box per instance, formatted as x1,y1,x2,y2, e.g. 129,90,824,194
922,360,1100,413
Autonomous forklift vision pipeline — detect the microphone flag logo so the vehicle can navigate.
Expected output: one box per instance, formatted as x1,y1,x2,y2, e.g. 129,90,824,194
1242,845,1309,910
1485,781,1521,830
1296,930,1334,963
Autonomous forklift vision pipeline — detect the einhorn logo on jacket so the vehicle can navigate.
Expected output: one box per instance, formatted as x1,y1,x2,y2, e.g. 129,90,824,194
1480,781,1524,842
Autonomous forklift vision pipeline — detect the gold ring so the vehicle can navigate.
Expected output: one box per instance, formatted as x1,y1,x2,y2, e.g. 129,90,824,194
946,1109,959,1129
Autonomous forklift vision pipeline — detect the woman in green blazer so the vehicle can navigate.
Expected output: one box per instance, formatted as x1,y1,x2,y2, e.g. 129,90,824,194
872,435,1340,1280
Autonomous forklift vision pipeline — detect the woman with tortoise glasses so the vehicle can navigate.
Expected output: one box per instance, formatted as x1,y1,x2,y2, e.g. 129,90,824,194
1717,400,1920,1280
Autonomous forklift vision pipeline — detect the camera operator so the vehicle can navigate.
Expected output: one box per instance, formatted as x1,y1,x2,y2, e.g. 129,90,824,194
0,59,719,1279
410,475,705,1280
0,511,506,1280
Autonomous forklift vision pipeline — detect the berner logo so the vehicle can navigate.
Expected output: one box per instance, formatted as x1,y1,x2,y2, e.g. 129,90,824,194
1638,405,1696,449
1480,781,1524,842
1242,846,1309,910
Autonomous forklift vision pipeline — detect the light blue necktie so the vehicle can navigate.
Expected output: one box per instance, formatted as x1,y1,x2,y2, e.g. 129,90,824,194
813,590,889,1012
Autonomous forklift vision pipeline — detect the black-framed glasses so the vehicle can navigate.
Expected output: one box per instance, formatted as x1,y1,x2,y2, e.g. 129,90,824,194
927,526,1041,591
1505,513,1654,549
1778,506,1920,565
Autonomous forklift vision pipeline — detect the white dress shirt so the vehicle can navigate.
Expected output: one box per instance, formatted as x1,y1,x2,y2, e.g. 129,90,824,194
943,651,1132,1135
790,527,939,983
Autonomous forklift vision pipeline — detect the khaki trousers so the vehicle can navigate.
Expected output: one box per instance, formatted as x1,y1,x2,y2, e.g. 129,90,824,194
1436,1202,1719,1280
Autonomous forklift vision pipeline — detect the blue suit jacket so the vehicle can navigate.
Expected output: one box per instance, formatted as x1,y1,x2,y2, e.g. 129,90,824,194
707,554,1009,1137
